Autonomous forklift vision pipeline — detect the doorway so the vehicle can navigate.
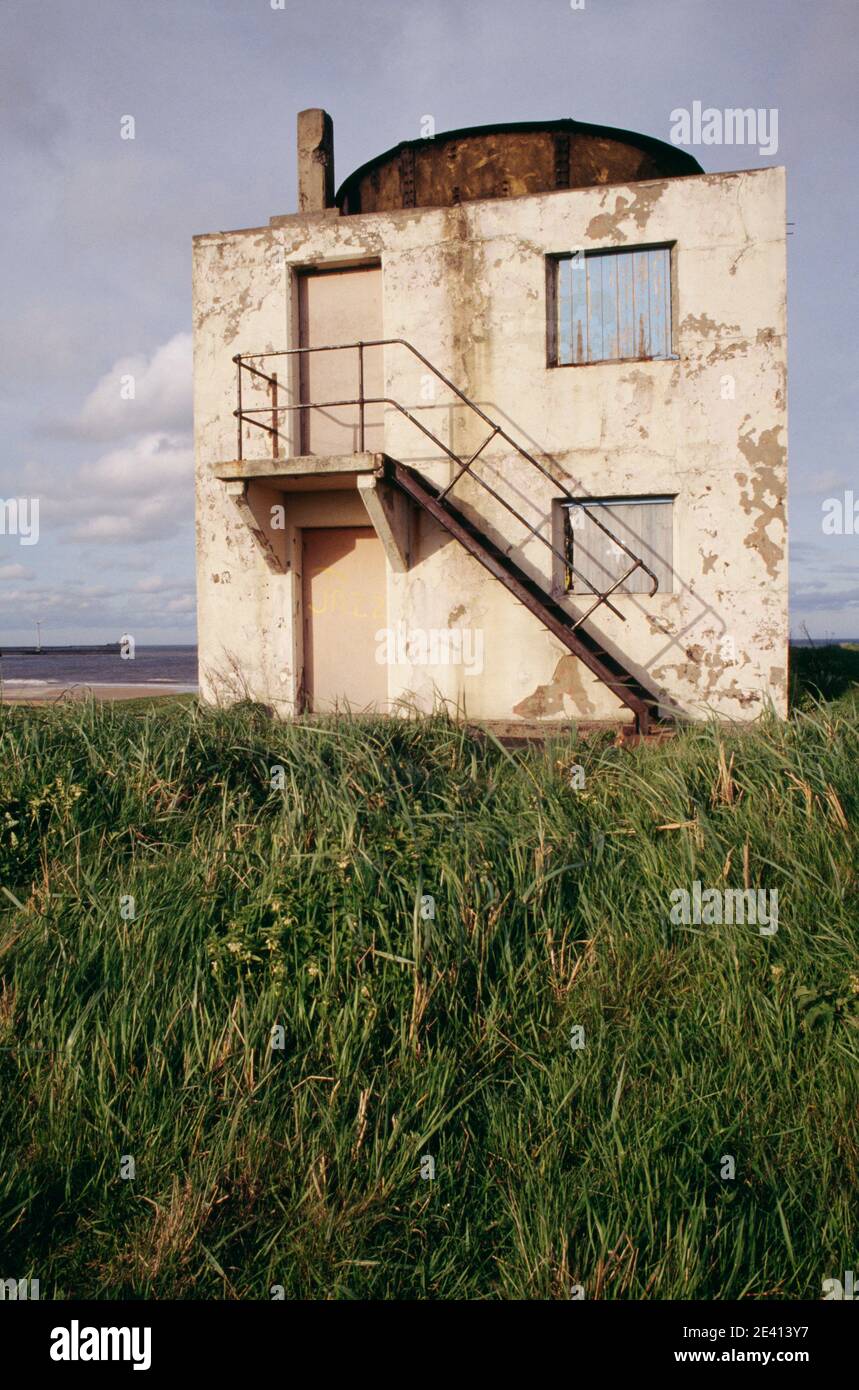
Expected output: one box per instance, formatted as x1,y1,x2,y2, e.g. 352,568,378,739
301,526,388,712
297,265,383,455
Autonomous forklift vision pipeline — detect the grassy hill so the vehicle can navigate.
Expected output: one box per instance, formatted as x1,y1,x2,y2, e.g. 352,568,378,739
0,650,856,1298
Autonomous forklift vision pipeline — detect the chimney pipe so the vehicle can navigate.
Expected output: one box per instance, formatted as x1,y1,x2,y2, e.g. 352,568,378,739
297,108,335,213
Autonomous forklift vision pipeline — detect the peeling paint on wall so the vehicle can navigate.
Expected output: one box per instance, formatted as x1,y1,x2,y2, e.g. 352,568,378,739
585,181,668,241
680,312,742,338
736,423,786,579
513,653,599,719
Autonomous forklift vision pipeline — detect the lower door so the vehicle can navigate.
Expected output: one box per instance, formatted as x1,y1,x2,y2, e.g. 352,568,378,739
301,526,388,712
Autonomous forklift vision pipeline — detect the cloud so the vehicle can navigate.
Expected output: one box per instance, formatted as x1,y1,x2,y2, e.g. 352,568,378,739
0,583,110,618
0,56,67,155
16,432,194,547
0,575,197,634
78,431,193,498
0,303,89,393
17,330,195,550
67,433,193,542
794,469,852,497
0,562,35,579
789,540,826,563
791,585,859,612
67,496,191,544
50,333,192,442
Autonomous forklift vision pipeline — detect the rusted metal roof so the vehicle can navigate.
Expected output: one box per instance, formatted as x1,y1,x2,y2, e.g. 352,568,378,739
336,117,703,215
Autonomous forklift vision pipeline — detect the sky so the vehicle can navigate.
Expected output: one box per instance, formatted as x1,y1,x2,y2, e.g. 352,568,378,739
0,0,856,644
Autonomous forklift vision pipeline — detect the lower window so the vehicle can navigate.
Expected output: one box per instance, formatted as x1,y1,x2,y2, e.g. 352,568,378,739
563,496,674,594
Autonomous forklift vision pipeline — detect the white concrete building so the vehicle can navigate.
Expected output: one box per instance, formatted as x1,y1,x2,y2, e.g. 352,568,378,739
193,112,787,733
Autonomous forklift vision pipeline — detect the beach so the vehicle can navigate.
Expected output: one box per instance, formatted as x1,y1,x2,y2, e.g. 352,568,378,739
0,682,197,704
0,644,198,703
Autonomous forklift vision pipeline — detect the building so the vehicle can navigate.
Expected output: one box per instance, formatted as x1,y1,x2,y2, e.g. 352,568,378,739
193,111,787,732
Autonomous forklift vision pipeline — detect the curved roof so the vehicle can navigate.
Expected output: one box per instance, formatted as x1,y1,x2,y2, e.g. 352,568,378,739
336,117,703,215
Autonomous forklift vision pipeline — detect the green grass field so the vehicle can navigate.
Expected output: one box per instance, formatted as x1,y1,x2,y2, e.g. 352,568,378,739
0,649,856,1299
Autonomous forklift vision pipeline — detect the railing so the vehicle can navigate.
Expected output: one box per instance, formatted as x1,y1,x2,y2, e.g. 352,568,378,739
231,339,658,626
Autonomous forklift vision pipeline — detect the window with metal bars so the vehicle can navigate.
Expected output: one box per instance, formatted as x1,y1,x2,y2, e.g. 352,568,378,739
550,245,674,365
563,497,674,594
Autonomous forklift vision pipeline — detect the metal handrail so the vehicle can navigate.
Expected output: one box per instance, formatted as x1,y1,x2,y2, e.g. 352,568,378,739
231,339,659,616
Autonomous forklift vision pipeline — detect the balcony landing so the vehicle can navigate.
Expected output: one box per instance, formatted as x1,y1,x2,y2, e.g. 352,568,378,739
211,451,384,490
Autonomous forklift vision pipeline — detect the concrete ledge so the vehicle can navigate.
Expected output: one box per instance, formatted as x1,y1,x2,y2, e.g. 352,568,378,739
212,452,385,485
357,474,412,572
222,481,286,573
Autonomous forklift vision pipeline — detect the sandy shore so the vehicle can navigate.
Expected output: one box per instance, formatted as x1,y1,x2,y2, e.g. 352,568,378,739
1,683,198,704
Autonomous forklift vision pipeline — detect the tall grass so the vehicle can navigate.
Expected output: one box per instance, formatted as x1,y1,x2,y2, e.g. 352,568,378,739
0,680,856,1298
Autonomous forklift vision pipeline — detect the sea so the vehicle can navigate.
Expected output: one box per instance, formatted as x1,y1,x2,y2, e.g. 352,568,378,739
0,638,853,694
0,644,198,691
792,637,859,647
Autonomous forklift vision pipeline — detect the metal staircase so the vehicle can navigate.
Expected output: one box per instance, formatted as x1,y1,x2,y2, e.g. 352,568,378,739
231,338,665,733
388,460,658,732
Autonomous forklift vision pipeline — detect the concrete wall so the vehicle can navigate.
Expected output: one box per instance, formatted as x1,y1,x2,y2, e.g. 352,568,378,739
193,164,788,723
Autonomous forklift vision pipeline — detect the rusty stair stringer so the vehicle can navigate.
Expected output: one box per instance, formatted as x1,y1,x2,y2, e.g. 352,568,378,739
386,458,664,735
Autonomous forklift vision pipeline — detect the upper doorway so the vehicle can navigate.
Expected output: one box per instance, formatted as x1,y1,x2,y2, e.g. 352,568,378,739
297,264,383,456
